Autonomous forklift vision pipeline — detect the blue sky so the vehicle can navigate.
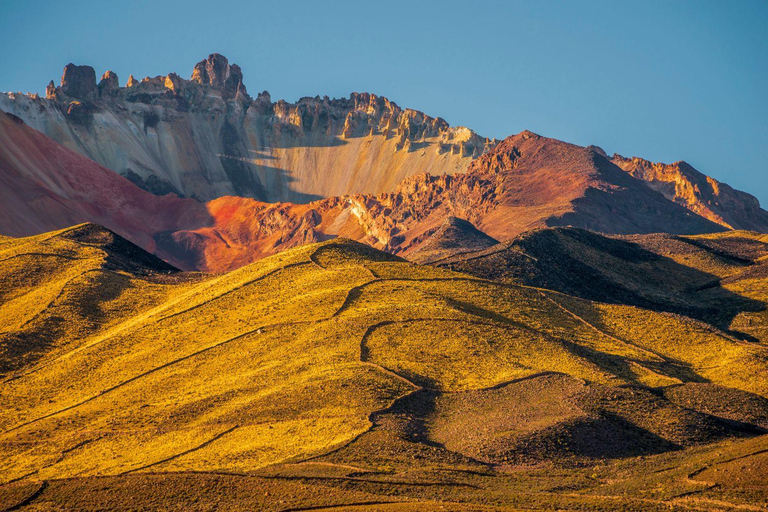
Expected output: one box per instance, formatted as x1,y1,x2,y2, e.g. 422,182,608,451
2,0,767,204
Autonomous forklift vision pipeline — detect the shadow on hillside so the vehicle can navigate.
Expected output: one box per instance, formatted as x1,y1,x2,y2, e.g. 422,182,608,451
368,383,688,465
443,228,765,342
561,339,707,385
0,271,135,376
551,151,726,235
218,155,326,204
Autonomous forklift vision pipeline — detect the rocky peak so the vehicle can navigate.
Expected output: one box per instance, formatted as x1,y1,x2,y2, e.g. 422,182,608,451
60,63,97,101
191,53,248,100
191,53,229,86
45,80,56,100
587,145,608,158
126,75,138,88
164,72,183,93
98,71,119,97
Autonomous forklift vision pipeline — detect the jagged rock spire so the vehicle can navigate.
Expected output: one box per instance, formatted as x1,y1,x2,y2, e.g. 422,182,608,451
191,53,248,100
98,71,119,97
60,63,97,100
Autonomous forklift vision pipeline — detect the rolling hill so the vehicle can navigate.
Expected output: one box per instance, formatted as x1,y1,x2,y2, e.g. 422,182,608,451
435,226,768,343
1,223,766,510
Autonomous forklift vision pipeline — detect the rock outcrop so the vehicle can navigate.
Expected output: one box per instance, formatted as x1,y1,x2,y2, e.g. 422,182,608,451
612,155,768,232
98,71,119,97
59,63,97,101
191,53,248,100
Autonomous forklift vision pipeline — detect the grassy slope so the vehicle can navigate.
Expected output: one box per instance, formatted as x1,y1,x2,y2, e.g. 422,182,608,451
438,227,768,343
0,225,766,510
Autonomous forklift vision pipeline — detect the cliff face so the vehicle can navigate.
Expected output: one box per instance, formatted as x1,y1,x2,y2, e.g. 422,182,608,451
612,155,768,232
1,54,495,202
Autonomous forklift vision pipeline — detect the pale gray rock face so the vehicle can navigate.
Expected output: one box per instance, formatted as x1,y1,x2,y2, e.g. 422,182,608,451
1,54,495,203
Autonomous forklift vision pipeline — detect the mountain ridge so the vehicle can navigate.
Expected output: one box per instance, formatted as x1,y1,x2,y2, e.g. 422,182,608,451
5,108,768,272
1,54,495,202
1,54,767,272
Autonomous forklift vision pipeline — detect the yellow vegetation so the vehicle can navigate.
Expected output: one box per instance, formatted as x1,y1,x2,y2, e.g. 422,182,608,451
0,223,767,510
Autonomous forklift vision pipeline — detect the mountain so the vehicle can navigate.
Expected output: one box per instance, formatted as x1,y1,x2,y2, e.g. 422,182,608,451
167,130,734,271
0,54,494,202
612,154,768,231
2,55,768,275
1,226,767,510
5,104,766,273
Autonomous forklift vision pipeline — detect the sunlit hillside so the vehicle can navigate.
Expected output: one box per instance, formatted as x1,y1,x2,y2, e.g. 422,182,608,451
1,223,767,510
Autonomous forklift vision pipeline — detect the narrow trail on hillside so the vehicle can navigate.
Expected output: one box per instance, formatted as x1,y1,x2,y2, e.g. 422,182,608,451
430,243,538,266
122,425,240,475
538,291,668,362
1,260,315,384
298,309,568,469
0,252,82,265
686,447,768,483
155,261,312,323
14,268,105,332
282,500,405,511
1,321,310,435
2,481,47,511
331,275,512,318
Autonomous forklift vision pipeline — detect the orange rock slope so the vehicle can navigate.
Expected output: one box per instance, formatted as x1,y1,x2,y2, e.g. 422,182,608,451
173,131,735,271
612,154,768,231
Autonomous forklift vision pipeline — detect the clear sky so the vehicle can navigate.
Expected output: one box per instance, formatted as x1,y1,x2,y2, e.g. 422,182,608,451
2,0,767,205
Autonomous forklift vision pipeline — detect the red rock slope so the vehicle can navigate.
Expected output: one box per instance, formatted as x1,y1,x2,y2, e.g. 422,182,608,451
159,131,733,271
0,112,210,267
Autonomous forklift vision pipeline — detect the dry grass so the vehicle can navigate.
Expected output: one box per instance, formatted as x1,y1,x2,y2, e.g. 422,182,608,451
1,223,767,510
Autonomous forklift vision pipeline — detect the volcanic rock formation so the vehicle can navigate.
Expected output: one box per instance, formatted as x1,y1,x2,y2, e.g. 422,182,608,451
5,109,768,272
2,55,768,272
1,54,494,202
